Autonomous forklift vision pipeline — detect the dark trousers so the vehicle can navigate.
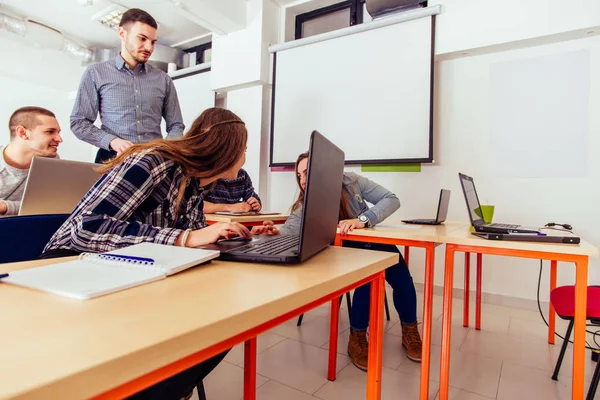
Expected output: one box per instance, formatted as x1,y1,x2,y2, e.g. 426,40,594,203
95,148,118,163
343,241,418,330
128,350,229,400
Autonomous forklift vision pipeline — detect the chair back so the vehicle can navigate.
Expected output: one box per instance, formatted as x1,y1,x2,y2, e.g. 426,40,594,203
0,214,69,264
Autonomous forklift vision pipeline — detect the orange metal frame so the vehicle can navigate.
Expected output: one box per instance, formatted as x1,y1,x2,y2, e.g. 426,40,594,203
206,219,288,227
439,243,589,400
92,270,387,400
334,233,437,400
463,253,560,340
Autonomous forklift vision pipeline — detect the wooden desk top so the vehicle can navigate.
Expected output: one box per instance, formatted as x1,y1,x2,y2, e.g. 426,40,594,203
0,247,396,399
205,213,289,224
338,221,469,244
439,226,598,257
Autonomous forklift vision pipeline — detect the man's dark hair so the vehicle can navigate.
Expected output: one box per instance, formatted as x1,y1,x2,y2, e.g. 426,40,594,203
119,8,158,30
8,106,56,140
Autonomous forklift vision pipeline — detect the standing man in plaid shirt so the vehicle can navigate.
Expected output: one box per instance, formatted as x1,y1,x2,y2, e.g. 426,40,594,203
71,8,184,163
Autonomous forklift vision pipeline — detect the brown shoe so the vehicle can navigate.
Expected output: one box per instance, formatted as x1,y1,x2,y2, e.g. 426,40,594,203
401,322,423,363
347,329,369,371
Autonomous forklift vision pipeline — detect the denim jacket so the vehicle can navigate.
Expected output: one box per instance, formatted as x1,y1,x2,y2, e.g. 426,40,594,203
279,172,400,236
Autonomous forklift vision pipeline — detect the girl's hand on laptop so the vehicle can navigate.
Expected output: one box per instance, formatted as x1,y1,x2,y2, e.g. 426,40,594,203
338,219,365,236
184,222,251,247
246,197,261,211
251,221,280,236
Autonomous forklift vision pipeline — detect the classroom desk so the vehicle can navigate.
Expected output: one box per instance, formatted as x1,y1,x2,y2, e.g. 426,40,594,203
437,227,598,400
0,246,396,400
205,213,289,227
332,221,468,400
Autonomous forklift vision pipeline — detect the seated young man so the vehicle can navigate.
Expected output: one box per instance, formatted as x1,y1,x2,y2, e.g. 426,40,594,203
203,167,262,213
0,106,62,217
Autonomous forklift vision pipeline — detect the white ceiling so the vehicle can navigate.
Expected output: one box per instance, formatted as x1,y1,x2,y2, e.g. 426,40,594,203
0,0,213,49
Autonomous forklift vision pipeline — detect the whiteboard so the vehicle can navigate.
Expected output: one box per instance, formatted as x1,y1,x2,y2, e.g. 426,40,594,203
172,70,215,134
271,16,434,165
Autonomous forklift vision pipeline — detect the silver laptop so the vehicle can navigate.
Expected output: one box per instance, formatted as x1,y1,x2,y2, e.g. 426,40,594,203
19,157,101,216
402,189,451,225
458,173,539,234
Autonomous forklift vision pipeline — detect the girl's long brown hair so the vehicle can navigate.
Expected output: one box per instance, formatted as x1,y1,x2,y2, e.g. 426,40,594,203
98,107,247,215
290,152,353,221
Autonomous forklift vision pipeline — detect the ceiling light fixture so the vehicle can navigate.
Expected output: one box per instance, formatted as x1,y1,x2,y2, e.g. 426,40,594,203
92,4,128,30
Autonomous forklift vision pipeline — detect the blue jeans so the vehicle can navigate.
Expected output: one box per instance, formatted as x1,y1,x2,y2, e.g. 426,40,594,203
343,241,417,331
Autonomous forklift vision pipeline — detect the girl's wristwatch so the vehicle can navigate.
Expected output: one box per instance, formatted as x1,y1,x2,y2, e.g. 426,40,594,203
358,214,371,228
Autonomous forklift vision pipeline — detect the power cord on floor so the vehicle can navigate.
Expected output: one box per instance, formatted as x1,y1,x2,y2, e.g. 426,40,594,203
536,259,600,350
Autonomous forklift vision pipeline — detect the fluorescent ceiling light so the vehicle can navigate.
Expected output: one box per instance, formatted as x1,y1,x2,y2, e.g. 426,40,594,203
92,4,128,30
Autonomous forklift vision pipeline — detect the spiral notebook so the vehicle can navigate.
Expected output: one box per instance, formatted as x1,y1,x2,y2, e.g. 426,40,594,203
3,243,220,300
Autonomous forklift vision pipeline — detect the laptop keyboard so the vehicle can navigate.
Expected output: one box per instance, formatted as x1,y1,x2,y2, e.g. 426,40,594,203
487,223,519,229
234,235,299,256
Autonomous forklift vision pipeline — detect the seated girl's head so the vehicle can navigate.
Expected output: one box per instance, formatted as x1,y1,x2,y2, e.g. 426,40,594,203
102,107,247,185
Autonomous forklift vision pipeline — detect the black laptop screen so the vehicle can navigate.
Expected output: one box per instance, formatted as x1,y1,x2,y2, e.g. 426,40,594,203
459,175,485,225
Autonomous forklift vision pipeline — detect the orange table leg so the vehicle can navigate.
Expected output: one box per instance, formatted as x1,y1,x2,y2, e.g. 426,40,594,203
463,252,470,328
475,253,482,330
334,234,343,247
571,257,588,399
548,260,557,344
244,337,257,400
366,271,385,400
419,243,435,400
404,246,410,267
439,245,455,400
328,297,340,381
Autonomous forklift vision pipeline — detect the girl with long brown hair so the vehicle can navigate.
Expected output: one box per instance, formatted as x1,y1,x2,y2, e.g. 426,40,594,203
280,152,422,372
42,107,274,399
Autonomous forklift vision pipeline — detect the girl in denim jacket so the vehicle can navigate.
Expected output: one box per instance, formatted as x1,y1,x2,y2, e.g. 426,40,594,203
279,152,422,371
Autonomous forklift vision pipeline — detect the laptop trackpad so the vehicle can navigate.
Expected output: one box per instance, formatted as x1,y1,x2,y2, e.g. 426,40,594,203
199,236,255,251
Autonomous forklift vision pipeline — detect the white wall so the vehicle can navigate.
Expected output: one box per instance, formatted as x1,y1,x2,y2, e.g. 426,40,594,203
429,0,600,56
269,1,600,303
227,86,265,196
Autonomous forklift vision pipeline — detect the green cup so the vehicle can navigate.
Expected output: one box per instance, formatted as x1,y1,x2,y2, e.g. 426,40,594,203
476,205,495,224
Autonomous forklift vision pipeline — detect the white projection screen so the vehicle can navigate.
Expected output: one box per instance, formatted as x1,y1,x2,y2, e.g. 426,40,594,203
270,15,435,165
172,70,215,134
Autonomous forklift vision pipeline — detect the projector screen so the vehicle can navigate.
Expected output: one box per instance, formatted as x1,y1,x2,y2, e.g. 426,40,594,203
172,70,215,134
270,16,434,165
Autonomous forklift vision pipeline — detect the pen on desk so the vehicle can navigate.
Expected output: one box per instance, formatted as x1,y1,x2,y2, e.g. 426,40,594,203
99,254,155,264
0,273,9,279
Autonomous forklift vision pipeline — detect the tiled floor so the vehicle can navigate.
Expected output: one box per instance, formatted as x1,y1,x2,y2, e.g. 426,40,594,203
195,290,599,400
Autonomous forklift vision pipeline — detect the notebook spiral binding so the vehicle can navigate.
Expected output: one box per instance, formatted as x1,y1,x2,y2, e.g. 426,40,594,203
78,253,168,273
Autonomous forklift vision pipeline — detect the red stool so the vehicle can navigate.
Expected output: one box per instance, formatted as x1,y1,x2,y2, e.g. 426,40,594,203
550,286,600,400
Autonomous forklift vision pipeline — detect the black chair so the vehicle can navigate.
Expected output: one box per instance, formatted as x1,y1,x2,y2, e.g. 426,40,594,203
0,214,69,263
197,380,207,400
296,291,391,326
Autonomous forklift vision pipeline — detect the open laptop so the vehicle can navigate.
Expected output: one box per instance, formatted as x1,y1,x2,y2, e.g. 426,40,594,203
207,131,345,263
402,189,451,225
459,173,539,234
19,157,101,216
